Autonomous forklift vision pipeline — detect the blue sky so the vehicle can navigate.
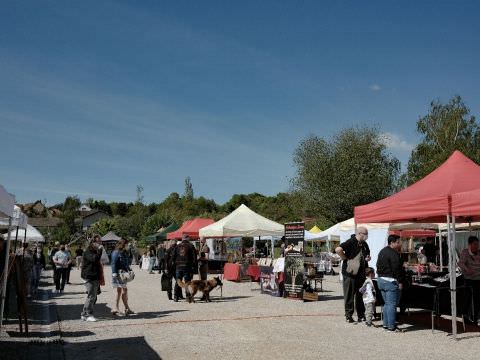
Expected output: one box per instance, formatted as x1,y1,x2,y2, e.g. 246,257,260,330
1,0,479,205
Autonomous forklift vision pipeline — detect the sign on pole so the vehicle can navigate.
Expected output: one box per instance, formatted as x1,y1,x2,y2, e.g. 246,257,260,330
284,222,305,300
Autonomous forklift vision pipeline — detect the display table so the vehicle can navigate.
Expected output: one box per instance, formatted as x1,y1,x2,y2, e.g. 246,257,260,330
246,264,261,282
223,263,241,281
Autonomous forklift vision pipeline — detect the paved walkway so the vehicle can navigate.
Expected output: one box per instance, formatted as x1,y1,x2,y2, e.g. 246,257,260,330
2,267,480,359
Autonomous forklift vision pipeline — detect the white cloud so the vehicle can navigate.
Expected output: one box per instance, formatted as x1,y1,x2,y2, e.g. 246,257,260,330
380,132,415,152
369,84,382,91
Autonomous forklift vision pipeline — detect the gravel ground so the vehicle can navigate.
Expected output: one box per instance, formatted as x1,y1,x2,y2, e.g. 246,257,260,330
3,267,480,360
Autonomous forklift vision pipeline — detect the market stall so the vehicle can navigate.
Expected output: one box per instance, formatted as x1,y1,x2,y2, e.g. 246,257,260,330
144,223,179,244
167,218,214,240
199,204,284,282
355,150,480,338
0,184,16,332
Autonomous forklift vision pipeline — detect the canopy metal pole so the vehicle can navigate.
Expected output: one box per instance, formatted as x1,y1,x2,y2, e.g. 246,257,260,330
451,216,457,339
0,217,13,332
13,226,19,253
438,225,443,269
446,214,457,339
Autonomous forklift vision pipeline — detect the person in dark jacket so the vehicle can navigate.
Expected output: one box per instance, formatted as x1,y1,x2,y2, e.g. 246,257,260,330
32,245,46,296
173,235,197,302
163,240,177,300
81,237,102,322
376,234,405,332
335,227,371,323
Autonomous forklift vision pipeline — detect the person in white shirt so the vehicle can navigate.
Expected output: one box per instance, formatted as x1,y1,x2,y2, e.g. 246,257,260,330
360,267,376,327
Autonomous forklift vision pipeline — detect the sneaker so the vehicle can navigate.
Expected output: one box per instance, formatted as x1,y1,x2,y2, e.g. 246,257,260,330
388,327,403,333
357,316,366,322
81,315,87,321
365,322,372,327
346,316,355,323
85,316,97,322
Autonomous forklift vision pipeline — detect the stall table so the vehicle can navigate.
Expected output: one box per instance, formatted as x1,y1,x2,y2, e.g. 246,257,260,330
223,263,241,282
246,264,261,282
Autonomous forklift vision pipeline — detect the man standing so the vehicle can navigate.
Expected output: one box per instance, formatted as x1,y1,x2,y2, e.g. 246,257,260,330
173,234,196,302
335,226,371,323
376,234,404,332
53,245,71,294
458,236,480,325
80,237,102,322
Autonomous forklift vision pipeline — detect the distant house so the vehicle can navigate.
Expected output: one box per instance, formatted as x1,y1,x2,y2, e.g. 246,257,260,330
79,204,92,213
81,210,109,230
28,217,63,238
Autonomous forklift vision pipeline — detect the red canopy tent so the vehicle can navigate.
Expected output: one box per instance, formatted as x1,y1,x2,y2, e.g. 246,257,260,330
452,189,480,221
355,151,480,223
389,229,436,237
166,218,214,240
354,151,480,339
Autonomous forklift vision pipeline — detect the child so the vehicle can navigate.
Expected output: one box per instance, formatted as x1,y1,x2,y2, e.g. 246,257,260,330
360,267,376,327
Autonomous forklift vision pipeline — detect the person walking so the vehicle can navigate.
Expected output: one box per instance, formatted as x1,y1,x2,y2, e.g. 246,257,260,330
75,247,84,270
163,240,177,301
458,235,480,326
360,267,376,327
80,237,102,322
49,242,60,285
65,245,73,284
157,243,166,274
376,234,404,332
335,227,371,323
17,242,34,299
173,235,196,302
147,245,156,274
53,244,70,294
111,238,135,316
32,245,46,296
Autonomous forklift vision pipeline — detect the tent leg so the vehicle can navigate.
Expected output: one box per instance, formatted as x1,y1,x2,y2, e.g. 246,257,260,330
0,217,13,332
447,215,457,339
452,216,457,339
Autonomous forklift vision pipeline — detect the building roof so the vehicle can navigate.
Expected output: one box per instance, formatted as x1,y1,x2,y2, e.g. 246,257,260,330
28,217,63,228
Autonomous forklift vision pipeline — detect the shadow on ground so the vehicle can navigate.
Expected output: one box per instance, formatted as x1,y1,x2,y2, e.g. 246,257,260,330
0,336,161,360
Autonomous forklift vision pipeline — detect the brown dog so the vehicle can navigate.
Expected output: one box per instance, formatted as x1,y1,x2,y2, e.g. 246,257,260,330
176,277,223,303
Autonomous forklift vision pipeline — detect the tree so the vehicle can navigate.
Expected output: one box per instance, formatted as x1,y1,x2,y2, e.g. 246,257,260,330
141,211,176,238
292,126,400,224
406,96,480,184
184,176,194,201
90,217,117,236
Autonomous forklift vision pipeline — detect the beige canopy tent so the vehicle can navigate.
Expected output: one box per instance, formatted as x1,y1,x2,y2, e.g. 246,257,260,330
199,204,284,238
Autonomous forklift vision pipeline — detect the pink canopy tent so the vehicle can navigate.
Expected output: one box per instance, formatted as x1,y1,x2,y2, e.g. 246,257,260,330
389,229,436,238
354,151,480,338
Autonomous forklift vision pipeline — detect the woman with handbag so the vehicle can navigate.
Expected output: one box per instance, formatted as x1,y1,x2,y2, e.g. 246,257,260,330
111,238,135,316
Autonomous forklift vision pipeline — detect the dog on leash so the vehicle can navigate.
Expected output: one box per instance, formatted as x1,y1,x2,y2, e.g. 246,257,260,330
176,277,223,303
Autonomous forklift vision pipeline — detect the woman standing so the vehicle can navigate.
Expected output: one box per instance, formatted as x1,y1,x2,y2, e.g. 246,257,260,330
32,245,46,296
148,245,157,274
111,238,135,316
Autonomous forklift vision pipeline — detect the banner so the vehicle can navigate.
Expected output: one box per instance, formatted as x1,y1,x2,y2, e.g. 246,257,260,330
284,251,304,299
260,266,281,297
284,222,305,252
284,222,305,299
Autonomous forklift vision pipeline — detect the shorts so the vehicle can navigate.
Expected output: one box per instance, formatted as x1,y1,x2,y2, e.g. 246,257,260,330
112,275,127,289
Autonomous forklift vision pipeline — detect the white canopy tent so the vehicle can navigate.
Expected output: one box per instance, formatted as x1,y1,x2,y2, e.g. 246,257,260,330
8,224,45,243
0,205,28,229
101,231,121,242
199,204,284,259
199,204,284,237
317,218,390,270
0,185,15,332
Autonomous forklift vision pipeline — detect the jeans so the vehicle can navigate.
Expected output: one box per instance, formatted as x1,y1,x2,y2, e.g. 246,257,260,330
32,264,42,293
175,269,192,297
364,302,375,324
343,275,365,319
377,278,400,330
54,268,68,290
465,279,480,323
82,280,99,317
148,257,156,272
